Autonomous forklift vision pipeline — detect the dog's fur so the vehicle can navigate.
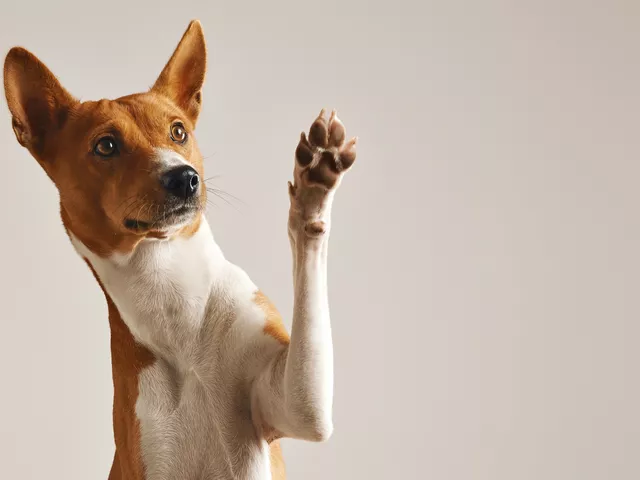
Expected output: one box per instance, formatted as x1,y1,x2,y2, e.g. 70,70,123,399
3,20,356,479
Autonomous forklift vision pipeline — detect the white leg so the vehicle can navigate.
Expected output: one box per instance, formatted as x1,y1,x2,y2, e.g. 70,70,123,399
251,110,357,441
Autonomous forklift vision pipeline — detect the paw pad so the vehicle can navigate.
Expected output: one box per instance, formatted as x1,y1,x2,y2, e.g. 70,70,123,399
304,221,327,237
294,109,357,190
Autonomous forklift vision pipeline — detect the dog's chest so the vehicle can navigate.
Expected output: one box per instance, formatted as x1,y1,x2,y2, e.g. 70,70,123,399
73,225,278,478
136,358,271,480
109,240,215,353
76,226,224,356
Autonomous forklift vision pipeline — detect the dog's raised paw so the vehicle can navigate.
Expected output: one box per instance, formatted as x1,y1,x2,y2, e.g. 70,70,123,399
293,109,357,190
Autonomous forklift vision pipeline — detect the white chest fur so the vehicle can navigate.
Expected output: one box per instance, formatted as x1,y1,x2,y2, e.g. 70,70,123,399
71,220,280,479
74,223,224,361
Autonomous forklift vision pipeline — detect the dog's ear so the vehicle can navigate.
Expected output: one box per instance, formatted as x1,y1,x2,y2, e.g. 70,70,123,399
4,47,77,158
152,20,206,124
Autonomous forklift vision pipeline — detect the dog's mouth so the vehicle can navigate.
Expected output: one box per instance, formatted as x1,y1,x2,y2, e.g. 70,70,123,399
124,202,199,233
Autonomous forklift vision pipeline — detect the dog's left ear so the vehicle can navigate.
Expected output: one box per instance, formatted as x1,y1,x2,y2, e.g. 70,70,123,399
152,20,206,124
4,47,78,159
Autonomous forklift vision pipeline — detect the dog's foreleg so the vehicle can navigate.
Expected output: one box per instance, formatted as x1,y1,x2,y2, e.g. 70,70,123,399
251,110,357,441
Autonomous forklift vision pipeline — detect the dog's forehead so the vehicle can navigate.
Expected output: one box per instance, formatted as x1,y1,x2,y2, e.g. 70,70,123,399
73,94,185,134
116,93,185,123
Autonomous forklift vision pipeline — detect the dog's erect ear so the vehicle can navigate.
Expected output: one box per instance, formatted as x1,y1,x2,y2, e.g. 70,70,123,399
152,20,206,124
4,47,77,157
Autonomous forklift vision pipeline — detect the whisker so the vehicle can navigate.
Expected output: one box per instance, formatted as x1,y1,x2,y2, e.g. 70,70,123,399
206,188,246,209
150,203,162,230
116,193,142,213
142,200,156,224
206,189,242,213
206,187,246,206
205,198,218,212
203,175,222,183
121,200,140,222
122,194,148,222
135,199,149,221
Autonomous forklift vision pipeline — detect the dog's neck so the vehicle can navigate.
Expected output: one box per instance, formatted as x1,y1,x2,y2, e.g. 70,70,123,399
70,216,246,366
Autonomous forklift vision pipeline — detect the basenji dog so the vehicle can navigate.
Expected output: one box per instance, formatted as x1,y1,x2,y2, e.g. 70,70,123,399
3,20,357,479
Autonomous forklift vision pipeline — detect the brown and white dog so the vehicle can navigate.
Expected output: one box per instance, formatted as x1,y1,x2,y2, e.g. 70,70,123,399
3,20,356,479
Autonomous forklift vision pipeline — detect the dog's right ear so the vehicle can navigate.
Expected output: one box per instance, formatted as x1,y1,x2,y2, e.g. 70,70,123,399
151,20,206,124
3,47,77,157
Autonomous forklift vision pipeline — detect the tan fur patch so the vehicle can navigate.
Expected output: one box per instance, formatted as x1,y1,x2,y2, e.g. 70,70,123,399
85,262,155,480
253,291,290,345
269,440,287,480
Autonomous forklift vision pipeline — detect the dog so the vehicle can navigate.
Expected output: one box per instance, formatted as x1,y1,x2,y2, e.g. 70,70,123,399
3,19,357,480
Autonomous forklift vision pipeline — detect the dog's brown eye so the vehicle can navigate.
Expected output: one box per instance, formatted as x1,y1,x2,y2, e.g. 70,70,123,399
170,123,188,144
94,137,118,157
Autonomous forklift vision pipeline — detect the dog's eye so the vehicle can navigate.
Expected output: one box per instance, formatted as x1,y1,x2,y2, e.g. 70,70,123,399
170,123,188,144
94,137,118,157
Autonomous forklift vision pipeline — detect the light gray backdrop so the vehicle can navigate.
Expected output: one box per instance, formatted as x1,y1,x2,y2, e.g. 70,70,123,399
0,1,638,479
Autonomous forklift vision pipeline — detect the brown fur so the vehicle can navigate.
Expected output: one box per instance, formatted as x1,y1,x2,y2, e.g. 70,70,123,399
269,440,287,480
84,261,155,480
253,290,290,468
254,291,291,346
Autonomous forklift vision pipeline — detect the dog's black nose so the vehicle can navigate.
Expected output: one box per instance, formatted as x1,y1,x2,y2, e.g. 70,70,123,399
161,165,200,199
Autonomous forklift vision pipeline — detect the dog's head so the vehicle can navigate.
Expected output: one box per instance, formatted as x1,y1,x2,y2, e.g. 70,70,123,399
3,21,207,255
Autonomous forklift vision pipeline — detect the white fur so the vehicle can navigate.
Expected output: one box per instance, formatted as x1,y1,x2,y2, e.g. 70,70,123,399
154,147,190,171
71,201,335,479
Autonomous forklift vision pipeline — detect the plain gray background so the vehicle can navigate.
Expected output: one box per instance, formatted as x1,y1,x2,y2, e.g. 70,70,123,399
1,1,638,479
